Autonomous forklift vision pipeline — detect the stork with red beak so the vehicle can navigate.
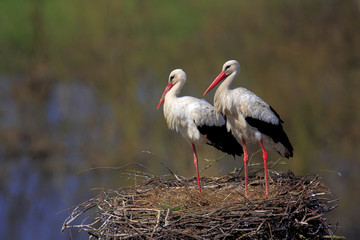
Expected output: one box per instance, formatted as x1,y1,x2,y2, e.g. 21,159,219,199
158,69,243,193
203,60,293,197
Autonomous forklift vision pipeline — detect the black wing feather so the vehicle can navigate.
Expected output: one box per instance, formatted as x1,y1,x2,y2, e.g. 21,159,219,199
269,105,283,123
245,116,293,158
197,124,243,157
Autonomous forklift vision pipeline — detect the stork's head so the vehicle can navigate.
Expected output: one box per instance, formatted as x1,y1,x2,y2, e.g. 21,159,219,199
222,60,240,75
157,69,186,109
203,60,240,96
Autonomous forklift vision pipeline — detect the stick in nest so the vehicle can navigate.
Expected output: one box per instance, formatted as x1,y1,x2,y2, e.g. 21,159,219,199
62,170,341,239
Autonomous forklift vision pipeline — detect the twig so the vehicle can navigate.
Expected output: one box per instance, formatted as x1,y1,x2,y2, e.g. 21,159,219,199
62,171,340,239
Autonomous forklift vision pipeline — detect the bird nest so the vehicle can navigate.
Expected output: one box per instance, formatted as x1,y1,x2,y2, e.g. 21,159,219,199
62,170,340,239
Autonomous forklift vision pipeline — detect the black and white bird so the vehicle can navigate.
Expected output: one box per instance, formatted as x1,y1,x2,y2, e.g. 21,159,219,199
203,60,293,197
157,69,243,193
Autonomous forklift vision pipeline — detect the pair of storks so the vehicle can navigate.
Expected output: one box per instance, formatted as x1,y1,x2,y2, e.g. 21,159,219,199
157,60,293,197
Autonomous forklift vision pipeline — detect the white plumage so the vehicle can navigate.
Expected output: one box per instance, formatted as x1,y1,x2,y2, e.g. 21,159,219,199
204,60,293,197
165,97,225,144
158,69,243,193
215,85,288,155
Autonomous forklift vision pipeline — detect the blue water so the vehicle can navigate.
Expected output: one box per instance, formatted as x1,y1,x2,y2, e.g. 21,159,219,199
0,76,113,240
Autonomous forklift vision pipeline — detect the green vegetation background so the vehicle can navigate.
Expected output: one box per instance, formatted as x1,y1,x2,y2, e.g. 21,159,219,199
0,0,359,239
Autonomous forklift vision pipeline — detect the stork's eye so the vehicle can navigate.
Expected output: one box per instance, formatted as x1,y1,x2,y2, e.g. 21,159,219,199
170,75,175,81
225,65,230,71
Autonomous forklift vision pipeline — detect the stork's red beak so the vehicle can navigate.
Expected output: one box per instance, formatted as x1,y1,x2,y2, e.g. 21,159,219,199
203,71,227,96
157,83,174,109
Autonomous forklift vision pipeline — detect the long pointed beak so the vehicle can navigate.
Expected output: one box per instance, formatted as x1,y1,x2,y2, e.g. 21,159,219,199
157,83,174,109
203,71,227,96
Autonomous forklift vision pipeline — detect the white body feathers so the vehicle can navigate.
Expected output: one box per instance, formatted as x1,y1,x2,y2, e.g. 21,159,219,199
211,60,292,157
164,94,225,145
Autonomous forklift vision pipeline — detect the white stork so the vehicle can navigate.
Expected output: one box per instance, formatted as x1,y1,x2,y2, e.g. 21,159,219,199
157,69,243,193
203,60,293,197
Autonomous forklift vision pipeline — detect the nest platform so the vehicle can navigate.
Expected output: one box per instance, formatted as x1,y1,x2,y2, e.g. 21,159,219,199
62,170,340,239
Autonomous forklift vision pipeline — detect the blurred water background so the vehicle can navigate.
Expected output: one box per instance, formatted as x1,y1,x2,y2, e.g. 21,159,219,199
0,1,359,239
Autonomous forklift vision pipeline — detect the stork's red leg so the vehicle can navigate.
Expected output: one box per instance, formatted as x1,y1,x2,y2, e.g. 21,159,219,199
259,140,269,197
242,139,249,197
192,144,201,193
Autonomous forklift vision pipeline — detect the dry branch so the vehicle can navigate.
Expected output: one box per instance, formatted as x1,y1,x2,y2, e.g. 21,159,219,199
62,170,340,239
